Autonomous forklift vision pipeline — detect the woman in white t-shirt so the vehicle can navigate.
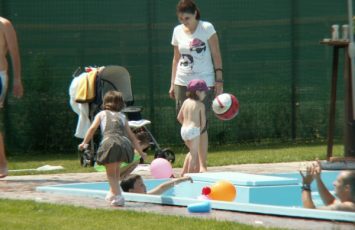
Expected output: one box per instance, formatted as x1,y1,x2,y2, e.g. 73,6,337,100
169,0,223,173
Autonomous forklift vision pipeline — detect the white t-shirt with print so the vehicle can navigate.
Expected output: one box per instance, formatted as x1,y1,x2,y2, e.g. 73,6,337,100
171,20,216,87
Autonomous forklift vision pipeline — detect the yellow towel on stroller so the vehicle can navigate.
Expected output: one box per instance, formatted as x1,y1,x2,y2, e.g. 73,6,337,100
75,69,97,103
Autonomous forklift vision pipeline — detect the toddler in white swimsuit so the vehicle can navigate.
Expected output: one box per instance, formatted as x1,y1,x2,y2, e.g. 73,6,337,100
177,79,208,175
180,125,200,141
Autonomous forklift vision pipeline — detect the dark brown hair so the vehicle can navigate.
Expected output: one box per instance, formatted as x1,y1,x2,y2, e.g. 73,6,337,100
186,91,199,100
121,174,142,192
176,0,201,20
102,90,125,112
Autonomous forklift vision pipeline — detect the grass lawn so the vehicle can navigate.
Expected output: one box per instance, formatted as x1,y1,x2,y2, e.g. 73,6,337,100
0,199,279,230
6,142,343,176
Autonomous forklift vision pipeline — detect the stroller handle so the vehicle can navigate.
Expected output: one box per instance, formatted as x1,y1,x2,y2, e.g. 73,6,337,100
72,67,82,78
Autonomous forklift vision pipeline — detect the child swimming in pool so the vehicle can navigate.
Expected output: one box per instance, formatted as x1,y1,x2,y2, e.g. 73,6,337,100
79,90,147,206
121,175,192,195
177,79,208,176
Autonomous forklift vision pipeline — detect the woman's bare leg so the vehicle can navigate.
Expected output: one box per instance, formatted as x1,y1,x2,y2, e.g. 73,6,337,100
198,131,208,173
180,153,190,176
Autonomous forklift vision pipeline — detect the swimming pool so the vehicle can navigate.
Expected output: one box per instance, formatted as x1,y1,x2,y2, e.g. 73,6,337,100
36,171,355,222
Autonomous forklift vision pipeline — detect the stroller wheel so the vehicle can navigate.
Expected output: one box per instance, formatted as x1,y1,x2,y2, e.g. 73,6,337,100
154,148,175,164
80,155,88,167
80,150,95,167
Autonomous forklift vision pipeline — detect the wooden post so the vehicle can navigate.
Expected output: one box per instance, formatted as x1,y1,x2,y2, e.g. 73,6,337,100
326,46,339,160
321,40,355,163
344,48,355,157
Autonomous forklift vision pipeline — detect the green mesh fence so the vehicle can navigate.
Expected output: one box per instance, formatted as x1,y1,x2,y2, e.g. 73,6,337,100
1,0,351,152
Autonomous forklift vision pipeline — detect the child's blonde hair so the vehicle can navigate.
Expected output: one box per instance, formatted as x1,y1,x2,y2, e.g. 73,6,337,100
102,90,125,112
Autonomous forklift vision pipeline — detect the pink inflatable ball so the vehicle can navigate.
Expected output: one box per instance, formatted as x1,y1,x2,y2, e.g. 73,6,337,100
150,158,173,179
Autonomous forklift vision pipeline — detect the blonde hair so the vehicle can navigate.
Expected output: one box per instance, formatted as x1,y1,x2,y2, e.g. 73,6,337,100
102,91,125,112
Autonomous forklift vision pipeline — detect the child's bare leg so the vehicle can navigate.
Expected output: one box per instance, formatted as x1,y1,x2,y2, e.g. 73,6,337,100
115,164,121,189
180,153,190,177
0,133,7,178
187,138,199,173
198,131,208,173
105,162,120,196
107,162,125,206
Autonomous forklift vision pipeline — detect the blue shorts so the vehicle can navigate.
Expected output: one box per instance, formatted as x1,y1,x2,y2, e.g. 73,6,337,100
0,71,8,107
0,71,8,132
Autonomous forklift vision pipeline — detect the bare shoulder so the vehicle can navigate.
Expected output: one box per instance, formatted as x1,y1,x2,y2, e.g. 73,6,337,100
0,17,12,28
0,17,14,33
182,98,194,106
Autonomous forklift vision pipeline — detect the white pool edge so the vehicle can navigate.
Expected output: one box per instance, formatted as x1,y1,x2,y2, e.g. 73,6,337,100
36,183,355,223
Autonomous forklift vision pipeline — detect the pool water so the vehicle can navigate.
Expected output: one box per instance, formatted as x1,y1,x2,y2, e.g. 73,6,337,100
36,171,355,222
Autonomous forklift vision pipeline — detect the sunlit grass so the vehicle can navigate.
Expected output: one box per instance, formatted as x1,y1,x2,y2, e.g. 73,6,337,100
0,199,278,230
6,142,343,176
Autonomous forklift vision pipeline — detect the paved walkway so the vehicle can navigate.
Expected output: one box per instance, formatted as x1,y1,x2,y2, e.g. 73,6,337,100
1,162,354,230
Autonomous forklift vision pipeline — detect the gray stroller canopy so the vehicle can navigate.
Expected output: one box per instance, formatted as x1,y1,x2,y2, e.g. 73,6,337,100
99,65,133,104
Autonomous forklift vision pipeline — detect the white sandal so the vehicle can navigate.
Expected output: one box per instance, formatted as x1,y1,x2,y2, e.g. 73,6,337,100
105,192,116,202
111,195,125,206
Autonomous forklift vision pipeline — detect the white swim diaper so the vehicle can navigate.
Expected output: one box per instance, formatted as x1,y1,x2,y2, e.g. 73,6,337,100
181,126,200,141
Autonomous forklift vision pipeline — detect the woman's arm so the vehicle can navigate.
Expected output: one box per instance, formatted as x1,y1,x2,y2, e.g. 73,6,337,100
170,46,181,99
200,104,206,129
3,18,23,98
208,33,223,96
177,102,185,124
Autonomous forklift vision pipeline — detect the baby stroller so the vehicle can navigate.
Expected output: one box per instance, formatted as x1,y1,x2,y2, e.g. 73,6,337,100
70,65,175,167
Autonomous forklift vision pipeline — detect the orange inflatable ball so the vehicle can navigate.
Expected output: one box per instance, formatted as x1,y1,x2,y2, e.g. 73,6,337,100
209,180,236,202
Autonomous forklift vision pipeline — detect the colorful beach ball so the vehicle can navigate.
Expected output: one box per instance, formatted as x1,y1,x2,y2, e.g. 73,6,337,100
209,180,237,202
212,93,239,121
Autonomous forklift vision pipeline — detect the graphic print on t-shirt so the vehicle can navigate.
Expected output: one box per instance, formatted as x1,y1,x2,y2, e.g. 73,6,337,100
189,38,206,57
179,38,207,73
180,54,194,71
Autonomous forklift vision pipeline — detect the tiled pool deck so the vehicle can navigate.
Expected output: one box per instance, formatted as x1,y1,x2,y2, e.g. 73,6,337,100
1,161,354,230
